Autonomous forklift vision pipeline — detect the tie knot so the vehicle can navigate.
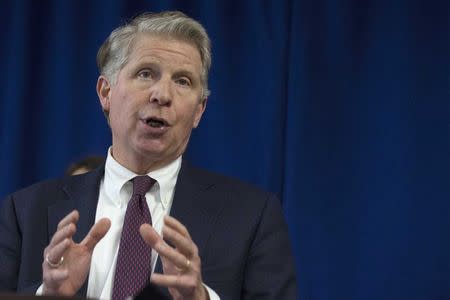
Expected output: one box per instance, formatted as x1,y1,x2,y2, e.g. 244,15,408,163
132,175,155,197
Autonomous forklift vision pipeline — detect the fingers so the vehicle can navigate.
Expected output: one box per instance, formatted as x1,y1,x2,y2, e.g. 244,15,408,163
142,217,205,299
150,271,206,300
49,223,76,247
46,238,70,266
140,223,161,247
164,215,191,240
162,223,196,258
44,211,79,262
151,272,196,288
57,210,79,230
81,218,111,250
163,216,197,258
50,210,78,248
42,212,110,296
140,223,192,271
42,212,77,294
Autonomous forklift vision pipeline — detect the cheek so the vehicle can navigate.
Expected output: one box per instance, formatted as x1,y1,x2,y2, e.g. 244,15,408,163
176,108,202,136
108,95,133,129
111,90,135,115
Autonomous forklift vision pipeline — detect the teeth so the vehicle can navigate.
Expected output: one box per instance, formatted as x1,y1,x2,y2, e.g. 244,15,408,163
147,119,164,128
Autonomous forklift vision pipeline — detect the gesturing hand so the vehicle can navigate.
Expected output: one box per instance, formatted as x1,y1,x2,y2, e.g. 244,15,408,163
140,216,208,300
42,210,111,296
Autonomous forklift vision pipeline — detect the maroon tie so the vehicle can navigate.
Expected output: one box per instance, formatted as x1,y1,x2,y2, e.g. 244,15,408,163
112,175,156,300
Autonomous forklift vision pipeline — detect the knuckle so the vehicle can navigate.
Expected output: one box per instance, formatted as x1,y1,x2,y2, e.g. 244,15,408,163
49,235,57,246
156,241,166,252
63,224,69,234
191,244,199,256
186,277,197,290
57,219,65,229
174,276,181,286
180,225,188,234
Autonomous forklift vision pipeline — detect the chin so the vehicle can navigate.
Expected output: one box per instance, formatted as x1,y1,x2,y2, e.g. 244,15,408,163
134,139,186,162
136,145,166,158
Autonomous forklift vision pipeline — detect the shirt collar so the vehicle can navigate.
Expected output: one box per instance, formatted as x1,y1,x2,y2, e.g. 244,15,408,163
104,147,182,209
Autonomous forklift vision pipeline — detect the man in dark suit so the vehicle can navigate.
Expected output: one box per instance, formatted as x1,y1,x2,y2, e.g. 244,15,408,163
0,11,297,300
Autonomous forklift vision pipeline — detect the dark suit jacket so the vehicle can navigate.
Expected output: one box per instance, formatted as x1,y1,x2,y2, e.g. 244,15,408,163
0,161,297,299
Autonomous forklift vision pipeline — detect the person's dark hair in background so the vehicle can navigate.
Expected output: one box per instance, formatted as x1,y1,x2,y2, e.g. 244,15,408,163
65,155,105,176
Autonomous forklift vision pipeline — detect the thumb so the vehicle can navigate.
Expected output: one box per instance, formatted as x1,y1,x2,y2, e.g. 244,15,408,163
81,218,111,250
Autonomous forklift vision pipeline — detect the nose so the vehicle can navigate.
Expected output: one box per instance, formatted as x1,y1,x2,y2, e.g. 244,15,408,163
149,77,172,106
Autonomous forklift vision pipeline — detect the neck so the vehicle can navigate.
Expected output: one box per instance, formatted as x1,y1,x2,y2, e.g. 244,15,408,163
110,148,180,174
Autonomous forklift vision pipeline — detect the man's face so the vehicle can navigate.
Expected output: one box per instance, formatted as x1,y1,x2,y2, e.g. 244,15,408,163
97,34,206,172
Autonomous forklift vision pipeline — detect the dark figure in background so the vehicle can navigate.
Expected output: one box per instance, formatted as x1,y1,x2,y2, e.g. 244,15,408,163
0,11,297,300
66,156,106,176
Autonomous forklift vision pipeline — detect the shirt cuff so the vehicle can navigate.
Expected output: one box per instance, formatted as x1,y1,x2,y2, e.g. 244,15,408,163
36,283,44,295
203,282,220,300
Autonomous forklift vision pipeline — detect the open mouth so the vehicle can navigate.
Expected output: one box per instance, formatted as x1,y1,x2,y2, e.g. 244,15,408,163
144,117,169,128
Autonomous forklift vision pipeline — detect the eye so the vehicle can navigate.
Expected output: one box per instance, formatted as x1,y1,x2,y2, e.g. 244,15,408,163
137,69,153,79
175,77,191,86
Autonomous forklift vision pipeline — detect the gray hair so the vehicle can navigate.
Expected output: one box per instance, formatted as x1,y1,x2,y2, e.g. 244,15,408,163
97,11,211,98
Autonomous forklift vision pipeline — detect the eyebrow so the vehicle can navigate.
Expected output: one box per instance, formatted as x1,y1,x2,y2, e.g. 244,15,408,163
133,60,159,69
133,59,197,74
173,70,197,80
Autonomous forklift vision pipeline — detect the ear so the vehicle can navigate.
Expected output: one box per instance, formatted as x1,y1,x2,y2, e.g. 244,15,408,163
96,75,111,113
193,97,207,128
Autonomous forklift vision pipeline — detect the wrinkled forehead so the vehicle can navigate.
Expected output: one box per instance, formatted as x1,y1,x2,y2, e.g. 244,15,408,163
127,33,202,69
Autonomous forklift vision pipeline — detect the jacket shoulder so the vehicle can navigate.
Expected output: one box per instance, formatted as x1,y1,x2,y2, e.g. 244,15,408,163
183,163,275,198
4,167,103,208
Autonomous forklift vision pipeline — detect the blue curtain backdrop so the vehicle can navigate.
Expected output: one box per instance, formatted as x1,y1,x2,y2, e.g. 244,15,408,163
1,0,449,299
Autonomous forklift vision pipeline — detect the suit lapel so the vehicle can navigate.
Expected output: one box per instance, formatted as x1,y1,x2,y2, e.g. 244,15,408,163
154,160,224,274
47,166,104,297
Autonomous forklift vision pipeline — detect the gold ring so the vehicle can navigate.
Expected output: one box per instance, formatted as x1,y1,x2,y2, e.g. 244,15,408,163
175,259,191,273
45,254,64,268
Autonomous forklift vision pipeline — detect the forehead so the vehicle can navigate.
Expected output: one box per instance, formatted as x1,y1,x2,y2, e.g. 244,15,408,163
126,34,202,73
